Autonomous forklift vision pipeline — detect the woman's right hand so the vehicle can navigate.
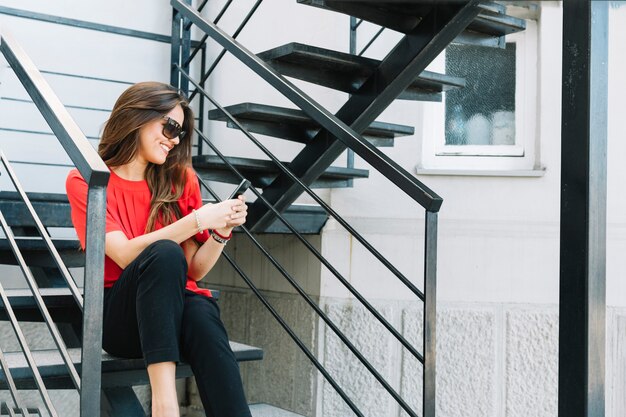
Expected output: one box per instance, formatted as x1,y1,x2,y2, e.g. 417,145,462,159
194,199,246,231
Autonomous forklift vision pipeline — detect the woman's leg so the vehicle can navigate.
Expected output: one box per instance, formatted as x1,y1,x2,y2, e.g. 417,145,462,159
147,362,179,417
102,239,188,417
181,292,251,417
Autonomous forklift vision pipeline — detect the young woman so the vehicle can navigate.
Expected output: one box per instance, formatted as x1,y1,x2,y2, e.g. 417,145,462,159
66,81,250,417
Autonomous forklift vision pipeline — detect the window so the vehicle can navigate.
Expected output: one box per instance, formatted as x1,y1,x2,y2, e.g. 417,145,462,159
419,20,538,173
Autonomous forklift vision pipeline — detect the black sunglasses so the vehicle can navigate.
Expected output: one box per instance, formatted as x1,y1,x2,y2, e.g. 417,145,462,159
162,116,186,140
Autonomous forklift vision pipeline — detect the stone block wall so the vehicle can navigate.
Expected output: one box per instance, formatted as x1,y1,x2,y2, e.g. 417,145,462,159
185,291,626,417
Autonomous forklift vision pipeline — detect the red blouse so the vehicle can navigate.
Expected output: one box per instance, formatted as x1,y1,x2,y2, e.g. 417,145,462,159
66,167,212,298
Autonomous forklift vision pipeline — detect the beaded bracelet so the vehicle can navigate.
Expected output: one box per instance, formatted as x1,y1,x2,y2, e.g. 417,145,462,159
209,229,232,244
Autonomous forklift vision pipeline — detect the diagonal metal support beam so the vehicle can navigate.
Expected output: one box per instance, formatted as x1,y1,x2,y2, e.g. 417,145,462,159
558,1,608,417
246,1,482,232
172,0,447,215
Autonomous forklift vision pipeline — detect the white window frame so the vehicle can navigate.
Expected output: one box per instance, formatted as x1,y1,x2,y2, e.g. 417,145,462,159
419,20,538,172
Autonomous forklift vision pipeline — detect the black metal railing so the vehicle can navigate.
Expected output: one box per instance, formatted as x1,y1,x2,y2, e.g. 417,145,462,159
172,0,445,211
166,1,478,415
179,66,425,416
0,29,109,417
170,0,263,154
347,17,387,175
0,396,40,416
350,17,387,58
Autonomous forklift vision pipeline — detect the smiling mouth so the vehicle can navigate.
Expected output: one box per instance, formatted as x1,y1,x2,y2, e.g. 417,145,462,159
160,144,171,154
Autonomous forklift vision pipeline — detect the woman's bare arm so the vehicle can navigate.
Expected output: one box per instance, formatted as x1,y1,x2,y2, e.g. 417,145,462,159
105,198,244,269
184,197,247,280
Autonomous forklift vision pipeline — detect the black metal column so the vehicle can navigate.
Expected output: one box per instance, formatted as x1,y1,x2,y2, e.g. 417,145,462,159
170,0,192,93
180,0,192,95
559,2,608,417
423,211,438,417
170,7,181,89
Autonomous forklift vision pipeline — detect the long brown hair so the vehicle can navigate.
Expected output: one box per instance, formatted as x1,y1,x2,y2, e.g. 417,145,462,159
98,81,195,232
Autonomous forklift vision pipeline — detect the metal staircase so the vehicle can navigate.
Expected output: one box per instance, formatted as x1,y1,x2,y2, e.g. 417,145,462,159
169,1,526,416
0,1,526,416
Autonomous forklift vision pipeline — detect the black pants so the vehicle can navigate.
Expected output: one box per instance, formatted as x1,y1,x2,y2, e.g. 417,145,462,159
102,240,251,417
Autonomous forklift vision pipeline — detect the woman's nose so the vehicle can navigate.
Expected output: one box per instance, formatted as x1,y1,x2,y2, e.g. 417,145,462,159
170,136,180,145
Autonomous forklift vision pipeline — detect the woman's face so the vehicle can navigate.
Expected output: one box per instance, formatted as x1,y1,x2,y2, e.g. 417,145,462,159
135,104,185,166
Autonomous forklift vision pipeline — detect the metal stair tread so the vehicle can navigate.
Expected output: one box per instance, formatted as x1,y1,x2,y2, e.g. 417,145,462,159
0,236,80,250
208,102,414,145
249,403,306,417
192,154,369,189
0,236,85,268
1,287,220,312
0,342,263,388
0,191,73,228
296,0,526,43
193,155,368,178
257,42,465,101
0,190,328,237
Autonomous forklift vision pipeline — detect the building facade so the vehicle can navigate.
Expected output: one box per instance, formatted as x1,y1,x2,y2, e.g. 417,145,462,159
0,1,624,416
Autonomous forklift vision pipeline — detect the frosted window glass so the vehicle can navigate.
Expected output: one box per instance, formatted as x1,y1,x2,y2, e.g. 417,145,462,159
445,43,516,146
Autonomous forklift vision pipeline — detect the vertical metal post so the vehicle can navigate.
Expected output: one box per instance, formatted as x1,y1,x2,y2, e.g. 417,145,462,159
559,2,608,417
346,16,357,184
180,0,192,95
423,211,437,417
80,186,107,417
198,44,207,156
171,8,182,88
349,17,357,55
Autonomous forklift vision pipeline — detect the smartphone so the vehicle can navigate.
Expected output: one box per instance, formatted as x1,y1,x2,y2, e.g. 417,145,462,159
228,179,251,199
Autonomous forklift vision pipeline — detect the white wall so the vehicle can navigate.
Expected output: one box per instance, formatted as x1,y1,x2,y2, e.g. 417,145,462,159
0,0,176,194
2,2,625,416
315,3,626,308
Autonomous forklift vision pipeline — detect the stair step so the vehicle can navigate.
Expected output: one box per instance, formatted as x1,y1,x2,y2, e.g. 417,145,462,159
209,102,414,146
0,191,73,228
264,204,328,234
249,403,306,417
192,155,369,189
0,287,81,322
0,237,84,268
257,43,465,101
0,342,263,389
297,1,526,48
0,287,221,322
0,190,328,238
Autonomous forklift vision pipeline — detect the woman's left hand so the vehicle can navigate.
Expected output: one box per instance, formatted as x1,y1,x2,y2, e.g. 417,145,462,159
222,195,247,231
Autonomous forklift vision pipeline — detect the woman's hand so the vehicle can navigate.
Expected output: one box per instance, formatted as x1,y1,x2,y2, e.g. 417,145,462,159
223,195,247,230
195,195,247,231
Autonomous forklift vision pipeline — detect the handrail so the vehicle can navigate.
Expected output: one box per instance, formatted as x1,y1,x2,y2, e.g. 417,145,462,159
0,348,30,416
0,197,80,388
0,31,108,186
186,0,264,100
183,0,234,65
197,180,366,417
171,0,442,212
0,276,58,416
194,135,423,413
358,26,385,56
0,28,108,417
194,125,425,362
180,68,425,302
0,153,83,308
198,174,419,416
